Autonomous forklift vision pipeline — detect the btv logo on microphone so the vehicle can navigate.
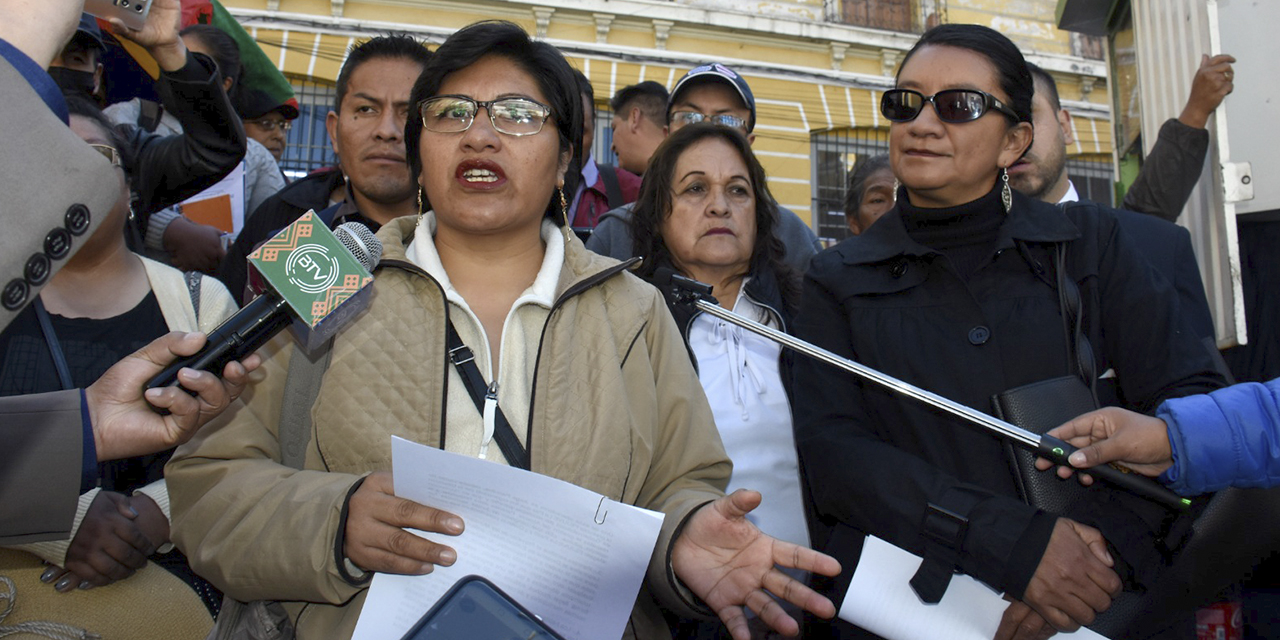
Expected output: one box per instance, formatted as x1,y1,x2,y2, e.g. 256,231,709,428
285,245,340,294
247,210,375,340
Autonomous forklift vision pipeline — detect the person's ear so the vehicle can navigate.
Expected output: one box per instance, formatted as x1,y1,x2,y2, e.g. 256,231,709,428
326,110,341,156
223,76,235,94
999,121,1034,168
556,148,571,185
662,124,669,138
747,132,756,145
92,62,104,95
628,107,643,132
1058,109,1075,146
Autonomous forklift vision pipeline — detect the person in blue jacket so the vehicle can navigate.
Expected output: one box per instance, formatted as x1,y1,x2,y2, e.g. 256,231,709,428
1038,378,1280,495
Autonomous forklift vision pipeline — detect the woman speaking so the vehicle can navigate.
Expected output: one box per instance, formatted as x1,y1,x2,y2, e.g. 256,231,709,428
167,21,836,640
791,24,1225,640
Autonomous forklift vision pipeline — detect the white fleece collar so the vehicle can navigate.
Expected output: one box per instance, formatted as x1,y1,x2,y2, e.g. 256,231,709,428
405,211,564,310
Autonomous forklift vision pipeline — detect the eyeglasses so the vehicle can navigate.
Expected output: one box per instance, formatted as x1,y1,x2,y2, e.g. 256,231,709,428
246,118,292,132
418,95,552,137
89,143,121,167
669,111,747,132
880,89,1019,124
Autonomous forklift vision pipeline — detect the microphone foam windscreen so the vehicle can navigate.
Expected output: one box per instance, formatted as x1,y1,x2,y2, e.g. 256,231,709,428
334,222,384,271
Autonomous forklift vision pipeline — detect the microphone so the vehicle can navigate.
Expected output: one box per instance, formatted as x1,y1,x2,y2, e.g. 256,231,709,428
652,267,1190,512
147,215,382,390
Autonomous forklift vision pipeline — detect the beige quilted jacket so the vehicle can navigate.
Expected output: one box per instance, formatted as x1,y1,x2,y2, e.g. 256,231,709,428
167,217,731,639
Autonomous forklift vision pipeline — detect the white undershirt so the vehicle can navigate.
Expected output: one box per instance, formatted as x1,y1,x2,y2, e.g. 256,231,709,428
687,284,810,552
405,212,564,464
1059,180,1080,204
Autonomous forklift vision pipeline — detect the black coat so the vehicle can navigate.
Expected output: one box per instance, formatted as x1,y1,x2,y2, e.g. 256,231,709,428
123,52,247,219
791,189,1226,629
1108,203,1216,344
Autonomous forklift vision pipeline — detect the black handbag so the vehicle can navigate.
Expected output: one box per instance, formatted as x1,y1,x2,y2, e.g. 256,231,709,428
991,242,1101,515
991,241,1192,639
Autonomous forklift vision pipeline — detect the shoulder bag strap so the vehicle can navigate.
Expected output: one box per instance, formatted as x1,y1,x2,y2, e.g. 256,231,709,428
445,319,530,470
185,271,203,325
599,164,624,210
33,298,75,391
137,99,164,133
279,340,333,470
1053,240,1099,405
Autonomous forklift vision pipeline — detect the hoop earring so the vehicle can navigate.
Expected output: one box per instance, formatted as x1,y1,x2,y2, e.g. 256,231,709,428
1000,167,1013,214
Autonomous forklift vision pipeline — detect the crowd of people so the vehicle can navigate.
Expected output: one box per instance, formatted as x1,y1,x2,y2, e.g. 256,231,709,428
3,1,1278,640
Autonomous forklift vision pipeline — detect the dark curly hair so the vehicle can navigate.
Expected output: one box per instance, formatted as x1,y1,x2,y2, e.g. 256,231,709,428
631,123,796,307
405,21,581,221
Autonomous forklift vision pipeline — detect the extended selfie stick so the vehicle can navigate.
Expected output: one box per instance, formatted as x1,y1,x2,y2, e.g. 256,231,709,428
655,270,1190,512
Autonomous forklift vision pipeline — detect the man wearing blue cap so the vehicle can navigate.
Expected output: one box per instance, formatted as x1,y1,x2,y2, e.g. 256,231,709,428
587,62,822,273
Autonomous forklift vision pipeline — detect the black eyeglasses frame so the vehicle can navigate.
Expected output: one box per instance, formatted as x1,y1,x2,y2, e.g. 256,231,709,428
880,88,1020,124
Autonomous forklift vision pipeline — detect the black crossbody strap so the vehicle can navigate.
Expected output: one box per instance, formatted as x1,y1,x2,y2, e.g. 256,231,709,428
33,299,75,391
599,164,624,210
1053,241,1099,405
445,319,530,470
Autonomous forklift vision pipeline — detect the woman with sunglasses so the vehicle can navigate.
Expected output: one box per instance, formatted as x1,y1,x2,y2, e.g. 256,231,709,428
167,21,839,640
791,24,1225,640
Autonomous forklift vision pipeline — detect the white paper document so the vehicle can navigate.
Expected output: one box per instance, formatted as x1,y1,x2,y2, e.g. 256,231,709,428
840,536,1109,640
350,436,665,640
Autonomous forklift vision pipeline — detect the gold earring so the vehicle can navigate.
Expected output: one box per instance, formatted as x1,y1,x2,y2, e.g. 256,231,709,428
416,186,426,225
558,187,573,243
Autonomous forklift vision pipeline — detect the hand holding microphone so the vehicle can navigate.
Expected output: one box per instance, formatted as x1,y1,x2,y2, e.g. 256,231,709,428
147,216,382,391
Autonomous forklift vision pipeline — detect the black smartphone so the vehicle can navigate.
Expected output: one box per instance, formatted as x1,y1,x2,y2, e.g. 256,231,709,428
399,575,567,640
83,0,152,32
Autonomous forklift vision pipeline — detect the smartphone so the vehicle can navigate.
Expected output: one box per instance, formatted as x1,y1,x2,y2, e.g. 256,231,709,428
83,0,152,32
400,575,567,640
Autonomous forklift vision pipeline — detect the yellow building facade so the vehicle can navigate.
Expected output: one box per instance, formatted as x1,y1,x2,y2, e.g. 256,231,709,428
234,0,1112,241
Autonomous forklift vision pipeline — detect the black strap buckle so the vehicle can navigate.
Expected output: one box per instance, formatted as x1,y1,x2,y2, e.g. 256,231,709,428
922,502,970,549
910,495,979,604
448,344,474,366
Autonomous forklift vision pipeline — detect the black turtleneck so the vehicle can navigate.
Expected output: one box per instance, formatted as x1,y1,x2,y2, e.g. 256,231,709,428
899,182,1006,281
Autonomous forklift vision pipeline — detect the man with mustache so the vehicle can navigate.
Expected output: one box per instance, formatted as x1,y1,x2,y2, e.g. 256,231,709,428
216,35,431,301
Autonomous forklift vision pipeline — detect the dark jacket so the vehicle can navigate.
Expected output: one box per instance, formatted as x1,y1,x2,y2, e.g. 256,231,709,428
123,51,246,219
791,189,1226,632
1107,203,1216,344
215,168,344,301
1122,119,1209,223
649,264,797,372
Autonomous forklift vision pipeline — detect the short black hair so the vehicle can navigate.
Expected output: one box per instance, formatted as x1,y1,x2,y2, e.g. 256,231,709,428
180,25,241,91
574,69,595,121
898,24,1033,125
335,35,431,113
610,81,668,127
1025,62,1062,111
405,21,581,220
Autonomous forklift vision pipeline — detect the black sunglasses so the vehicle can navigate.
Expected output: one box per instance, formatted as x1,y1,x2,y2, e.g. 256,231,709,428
880,88,1019,124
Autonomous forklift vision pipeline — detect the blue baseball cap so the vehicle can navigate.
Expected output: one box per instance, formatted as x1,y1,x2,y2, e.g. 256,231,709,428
74,14,106,51
668,62,756,132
